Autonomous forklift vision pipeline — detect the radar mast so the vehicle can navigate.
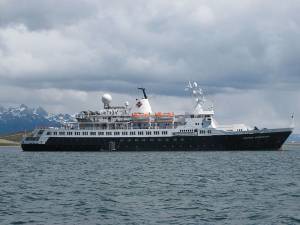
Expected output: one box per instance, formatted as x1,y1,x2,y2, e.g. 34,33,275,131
185,81,208,114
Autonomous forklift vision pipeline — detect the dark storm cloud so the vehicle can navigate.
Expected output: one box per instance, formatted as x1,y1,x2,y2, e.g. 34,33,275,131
0,0,300,96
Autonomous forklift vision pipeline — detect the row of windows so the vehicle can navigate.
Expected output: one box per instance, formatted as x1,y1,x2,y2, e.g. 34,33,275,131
179,129,212,134
120,137,184,142
47,130,169,136
180,129,196,133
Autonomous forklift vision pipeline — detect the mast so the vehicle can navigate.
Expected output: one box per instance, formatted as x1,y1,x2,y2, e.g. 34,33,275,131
185,81,207,114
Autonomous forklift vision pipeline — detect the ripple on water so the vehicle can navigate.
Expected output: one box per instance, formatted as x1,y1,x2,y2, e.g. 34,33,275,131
0,147,299,225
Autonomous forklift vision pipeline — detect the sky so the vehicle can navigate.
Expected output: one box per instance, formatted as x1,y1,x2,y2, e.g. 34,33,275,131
0,0,299,132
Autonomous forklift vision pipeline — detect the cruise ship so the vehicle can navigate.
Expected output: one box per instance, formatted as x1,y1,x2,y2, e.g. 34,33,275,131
21,82,293,151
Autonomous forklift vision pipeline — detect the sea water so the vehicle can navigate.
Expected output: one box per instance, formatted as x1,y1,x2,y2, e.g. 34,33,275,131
0,147,299,225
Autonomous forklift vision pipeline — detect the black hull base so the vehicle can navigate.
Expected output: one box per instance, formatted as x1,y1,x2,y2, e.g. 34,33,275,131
22,131,292,151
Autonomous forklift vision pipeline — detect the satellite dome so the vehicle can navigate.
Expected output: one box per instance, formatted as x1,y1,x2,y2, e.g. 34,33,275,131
102,93,112,105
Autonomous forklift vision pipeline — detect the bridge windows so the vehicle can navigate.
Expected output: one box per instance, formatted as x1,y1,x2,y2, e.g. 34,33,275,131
90,132,96,136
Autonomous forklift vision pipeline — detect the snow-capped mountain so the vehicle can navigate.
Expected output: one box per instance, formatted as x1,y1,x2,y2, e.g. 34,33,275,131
0,104,75,135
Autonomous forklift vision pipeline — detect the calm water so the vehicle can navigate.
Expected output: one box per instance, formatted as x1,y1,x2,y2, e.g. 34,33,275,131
0,147,299,225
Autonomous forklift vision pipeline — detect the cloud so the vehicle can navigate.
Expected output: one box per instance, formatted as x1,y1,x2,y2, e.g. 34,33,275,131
0,0,98,30
0,0,299,131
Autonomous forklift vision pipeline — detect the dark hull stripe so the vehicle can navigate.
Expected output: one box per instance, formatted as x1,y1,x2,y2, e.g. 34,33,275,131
21,131,291,151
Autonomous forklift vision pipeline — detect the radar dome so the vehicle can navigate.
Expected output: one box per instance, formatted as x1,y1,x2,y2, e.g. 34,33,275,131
102,93,112,105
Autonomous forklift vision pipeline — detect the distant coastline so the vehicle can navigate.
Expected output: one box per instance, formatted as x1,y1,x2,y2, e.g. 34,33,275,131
0,132,23,146
0,139,19,146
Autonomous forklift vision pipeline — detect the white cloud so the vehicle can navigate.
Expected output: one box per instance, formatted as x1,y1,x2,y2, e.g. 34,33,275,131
0,0,299,132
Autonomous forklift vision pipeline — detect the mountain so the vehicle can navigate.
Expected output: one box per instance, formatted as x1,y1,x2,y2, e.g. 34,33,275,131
0,104,75,135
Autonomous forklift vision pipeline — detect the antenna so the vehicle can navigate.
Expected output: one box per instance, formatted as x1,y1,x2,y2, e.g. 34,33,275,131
185,81,205,105
185,81,211,114
138,88,148,99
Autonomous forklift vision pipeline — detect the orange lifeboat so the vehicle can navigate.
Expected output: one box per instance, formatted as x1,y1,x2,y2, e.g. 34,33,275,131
154,112,174,117
154,112,174,123
131,113,150,123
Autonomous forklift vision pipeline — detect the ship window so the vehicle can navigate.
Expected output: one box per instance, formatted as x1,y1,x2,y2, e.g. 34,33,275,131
106,132,112,135
53,132,57,135
75,132,80,135
165,138,169,142
59,132,65,135
173,138,177,142
67,132,73,135
135,138,139,142
83,132,88,136
114,132,120,135
46,132,51,135
90,132,96,135
158,138,161,142
180,138,184,142
98,132,104,135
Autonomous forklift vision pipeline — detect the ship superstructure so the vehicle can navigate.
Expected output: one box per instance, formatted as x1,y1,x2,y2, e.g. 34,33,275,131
21,82,293,151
